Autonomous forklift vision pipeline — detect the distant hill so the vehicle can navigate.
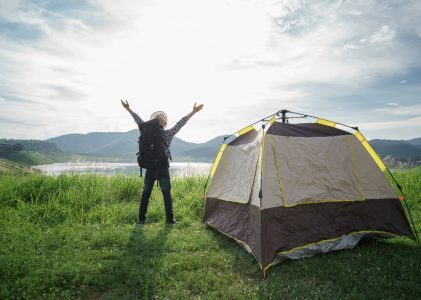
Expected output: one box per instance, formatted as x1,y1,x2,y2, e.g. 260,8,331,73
408,138,421,147
47,130,139,154
370,139,421,159
0,138,61,153
2,130,420,163
45,131,421,161
47,130,226,161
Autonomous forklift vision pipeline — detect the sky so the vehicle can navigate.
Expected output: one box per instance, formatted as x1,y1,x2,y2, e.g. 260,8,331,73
1,0,421,143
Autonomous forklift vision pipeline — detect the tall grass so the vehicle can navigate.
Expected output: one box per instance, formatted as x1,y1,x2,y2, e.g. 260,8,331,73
0,170,420,299
389,167,421,236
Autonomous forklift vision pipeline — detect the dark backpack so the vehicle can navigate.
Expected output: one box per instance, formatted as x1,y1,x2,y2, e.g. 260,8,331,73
137,119,168,175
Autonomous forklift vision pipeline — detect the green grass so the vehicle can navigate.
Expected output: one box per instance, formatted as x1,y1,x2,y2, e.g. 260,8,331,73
0,169,420,299
0,158,40,176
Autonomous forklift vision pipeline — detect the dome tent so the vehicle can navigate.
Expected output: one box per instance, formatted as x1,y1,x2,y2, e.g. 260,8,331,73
203,110,417,278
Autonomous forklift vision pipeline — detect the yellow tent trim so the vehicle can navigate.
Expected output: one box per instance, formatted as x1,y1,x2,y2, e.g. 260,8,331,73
210,144,227,176
269,115,276,125
354,131,386,171
316,118,336,127
237,125,254,136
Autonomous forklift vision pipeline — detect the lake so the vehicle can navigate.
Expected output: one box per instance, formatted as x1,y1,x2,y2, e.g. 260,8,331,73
33,161,212,177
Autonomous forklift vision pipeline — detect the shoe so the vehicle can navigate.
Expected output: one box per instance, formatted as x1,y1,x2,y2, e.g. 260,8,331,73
167,219,179,225
136,220,145,226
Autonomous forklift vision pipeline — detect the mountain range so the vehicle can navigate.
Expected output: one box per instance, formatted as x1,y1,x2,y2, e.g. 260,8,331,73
47,130,225,162
370,138,421,159
47,130,421,161
2,131,420,162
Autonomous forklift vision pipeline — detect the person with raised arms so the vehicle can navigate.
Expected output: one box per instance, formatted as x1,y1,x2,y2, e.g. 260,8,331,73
121,99,204,225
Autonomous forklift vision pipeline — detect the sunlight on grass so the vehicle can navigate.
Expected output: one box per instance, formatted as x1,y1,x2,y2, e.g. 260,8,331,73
0,169,420,299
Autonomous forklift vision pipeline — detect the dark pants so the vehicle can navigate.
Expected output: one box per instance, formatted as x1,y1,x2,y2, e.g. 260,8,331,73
139,168,174,222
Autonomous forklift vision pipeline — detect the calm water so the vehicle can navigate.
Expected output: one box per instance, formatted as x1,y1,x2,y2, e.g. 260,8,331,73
33,161,212,177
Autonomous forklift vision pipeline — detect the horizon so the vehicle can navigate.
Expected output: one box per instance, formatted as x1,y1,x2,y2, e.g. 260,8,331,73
2,124,420,144
1,1,421,143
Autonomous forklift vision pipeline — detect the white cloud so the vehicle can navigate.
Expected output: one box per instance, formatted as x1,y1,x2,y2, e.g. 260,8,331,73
343,25,396,52
374,104,421,116
1,0,421,141
368,25,395,43
359,116,421,130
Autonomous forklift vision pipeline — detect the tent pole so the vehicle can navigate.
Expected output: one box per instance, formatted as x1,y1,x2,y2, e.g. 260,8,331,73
280,109,288,123
222,111,280,141
287,110,358,131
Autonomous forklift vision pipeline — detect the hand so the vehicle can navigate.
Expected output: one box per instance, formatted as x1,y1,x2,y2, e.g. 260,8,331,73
121,99,130,109
192,102,204,113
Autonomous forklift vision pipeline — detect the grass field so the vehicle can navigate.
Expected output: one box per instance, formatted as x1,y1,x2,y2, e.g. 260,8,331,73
0,168,420,299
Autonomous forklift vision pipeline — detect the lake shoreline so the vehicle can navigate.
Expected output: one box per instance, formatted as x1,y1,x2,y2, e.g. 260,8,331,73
32,161,212,177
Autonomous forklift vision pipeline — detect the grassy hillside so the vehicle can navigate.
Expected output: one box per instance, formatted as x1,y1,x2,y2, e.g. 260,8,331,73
0,150,138,166
0,158,38,175
0,169,420,299
0,150,62,166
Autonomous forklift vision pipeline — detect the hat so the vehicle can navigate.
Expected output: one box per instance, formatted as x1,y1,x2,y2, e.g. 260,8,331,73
150,111,168,129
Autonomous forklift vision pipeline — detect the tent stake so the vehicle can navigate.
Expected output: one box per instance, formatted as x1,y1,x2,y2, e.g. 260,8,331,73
261,268,267,280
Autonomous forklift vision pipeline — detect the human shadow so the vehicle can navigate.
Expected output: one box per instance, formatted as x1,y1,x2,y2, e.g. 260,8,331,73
92,224,172,299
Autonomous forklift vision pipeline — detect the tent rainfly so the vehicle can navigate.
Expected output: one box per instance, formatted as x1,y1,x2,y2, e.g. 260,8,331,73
203,110,417,278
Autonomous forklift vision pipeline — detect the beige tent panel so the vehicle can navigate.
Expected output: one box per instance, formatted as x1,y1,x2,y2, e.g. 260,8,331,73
350,137,396,199
207,131,262,204
249,142,263,207
262,135,365,208
261,133,284,209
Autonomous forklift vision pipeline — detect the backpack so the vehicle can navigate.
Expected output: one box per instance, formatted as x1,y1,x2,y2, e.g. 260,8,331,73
137,119,169,176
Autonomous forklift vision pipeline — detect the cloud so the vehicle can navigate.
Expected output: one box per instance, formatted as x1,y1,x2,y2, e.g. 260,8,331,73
46,85,86,101
367,25,396,43
0,116,44,127
359,116,421,130
0,19,45,41
1,0,421,141
344,25,396,50
374,104,421,116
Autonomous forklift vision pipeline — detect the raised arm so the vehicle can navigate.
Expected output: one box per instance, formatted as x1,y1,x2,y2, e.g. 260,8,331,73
166,103,204,137
121,99,143,125
187,102,204,120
